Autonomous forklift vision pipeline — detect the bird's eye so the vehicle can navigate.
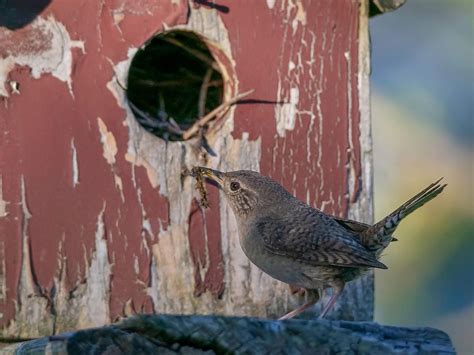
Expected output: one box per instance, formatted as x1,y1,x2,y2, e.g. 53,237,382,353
230,181,240,192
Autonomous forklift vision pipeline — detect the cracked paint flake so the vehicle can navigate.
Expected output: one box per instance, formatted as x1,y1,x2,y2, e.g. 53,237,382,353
266,0,277,9
135,185,155,241
107,49,162,191
0,176,8,218
0,15,85,97
9,81,20,95
71,139,79,187
49,206,113,333
76,206,111,328
148,226,194,314
293,1,307,33
275,87,299,137
97,116,125,200
97,117,118,165
124,152,160,190
112,12,126,27
285,0,307,34
6,177,53,337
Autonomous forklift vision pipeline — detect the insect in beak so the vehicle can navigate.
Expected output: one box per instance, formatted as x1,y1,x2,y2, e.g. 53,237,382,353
196,167,225,187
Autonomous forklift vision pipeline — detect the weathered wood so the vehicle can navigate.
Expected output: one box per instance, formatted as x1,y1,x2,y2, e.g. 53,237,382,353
1,0,374,336
0,315,455,354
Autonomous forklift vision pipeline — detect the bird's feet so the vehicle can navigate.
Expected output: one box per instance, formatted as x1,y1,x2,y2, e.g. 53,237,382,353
289,284,306,297
278,299,318,320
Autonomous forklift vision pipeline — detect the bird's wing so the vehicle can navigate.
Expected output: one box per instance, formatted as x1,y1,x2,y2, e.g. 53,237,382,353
256,213,387,269
332,216,398,242
332,217,370,233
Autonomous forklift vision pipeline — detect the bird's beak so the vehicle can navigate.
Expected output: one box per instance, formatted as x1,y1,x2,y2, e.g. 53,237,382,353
197,167,225,187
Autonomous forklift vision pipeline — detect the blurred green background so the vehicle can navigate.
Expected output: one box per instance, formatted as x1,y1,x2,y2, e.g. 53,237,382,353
370,1,474,353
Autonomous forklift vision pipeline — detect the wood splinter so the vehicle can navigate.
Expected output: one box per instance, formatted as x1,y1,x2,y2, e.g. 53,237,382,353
182,89,255,140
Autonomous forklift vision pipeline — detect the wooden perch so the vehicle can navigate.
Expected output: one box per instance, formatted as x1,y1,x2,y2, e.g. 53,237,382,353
1,314,454,354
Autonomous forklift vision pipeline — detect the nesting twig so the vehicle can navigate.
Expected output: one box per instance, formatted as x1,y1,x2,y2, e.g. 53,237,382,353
182,167,209,208
160,36,221,72
182,89,255,140
198,68,213,118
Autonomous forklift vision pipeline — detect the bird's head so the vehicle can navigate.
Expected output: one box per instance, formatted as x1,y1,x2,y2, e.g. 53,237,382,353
197,167,293,219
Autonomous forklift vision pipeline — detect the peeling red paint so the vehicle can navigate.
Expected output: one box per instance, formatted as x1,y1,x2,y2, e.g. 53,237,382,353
0,0,368,332
0,26,52,58
188,188,225,298
0,0,188,329
227,1,362,217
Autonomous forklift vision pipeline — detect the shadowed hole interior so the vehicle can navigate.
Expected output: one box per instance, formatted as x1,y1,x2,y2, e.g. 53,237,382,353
126,30,224,141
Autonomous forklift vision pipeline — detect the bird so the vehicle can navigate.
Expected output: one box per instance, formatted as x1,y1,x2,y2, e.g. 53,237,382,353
193,167,446,320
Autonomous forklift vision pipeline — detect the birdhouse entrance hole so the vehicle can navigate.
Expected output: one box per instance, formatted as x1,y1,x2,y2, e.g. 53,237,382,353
126,30,225,141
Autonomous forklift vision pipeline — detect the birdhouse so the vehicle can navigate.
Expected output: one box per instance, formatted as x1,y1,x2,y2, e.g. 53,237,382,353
0,0,389,337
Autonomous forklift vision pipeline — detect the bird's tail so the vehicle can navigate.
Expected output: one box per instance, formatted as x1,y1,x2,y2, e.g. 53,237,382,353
360,178,446,255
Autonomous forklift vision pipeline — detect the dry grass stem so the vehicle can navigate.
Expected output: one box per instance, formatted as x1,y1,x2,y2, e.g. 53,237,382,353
182,89,254,140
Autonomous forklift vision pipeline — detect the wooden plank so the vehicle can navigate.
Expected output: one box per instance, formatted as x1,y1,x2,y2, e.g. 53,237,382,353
0,0,373,337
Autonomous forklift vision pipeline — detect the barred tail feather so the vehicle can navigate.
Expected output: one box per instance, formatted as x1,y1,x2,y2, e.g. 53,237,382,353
361,178,446,252
397,178,446,218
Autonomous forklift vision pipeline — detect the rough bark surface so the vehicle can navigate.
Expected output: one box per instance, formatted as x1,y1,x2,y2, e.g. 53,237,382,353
1,315,455,354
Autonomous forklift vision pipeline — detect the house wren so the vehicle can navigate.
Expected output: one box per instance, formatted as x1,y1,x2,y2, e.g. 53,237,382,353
192,167,446,320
